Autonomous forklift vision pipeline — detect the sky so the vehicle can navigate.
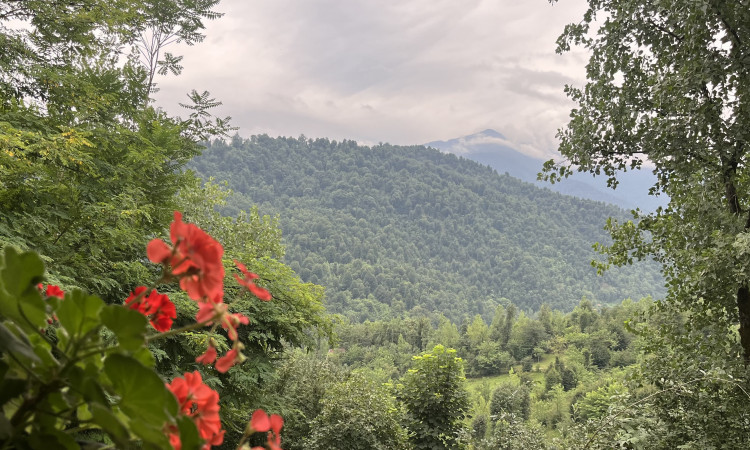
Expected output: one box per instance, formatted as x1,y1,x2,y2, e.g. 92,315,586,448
153,0,591,160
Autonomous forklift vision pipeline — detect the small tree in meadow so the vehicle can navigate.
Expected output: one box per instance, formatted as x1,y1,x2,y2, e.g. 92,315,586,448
398,345,470,449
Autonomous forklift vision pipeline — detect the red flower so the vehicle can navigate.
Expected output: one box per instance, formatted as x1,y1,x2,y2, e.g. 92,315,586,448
215,348,239,373
167,427,182,450
167,371,225,448
196,344,217,365
222,312,249,341
266,414,284,450
38,283,65,299
249,409,284,450
250,409,270,432
234,260,271,301
125,286,177,332
195,302,248,342
148,212,225,303
195,301,225,325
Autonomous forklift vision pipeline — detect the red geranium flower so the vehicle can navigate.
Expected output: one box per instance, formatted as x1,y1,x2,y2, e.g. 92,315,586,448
222,312,249,341
196,343,217,365
234,260,271,301
125,286,177,332
195,301,225,325
250,409,270,432
249,409,284,450
215,348,239,373
167,426,182,450
167,371,225,448
38,283,65,299
148,212,225,303
195,302,248,342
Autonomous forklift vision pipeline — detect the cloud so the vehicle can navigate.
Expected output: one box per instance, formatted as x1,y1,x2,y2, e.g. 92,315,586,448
153,0,590,157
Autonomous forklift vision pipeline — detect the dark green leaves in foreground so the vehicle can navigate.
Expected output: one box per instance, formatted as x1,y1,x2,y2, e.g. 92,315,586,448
0,247,46,332
0,249,200,448
101,304,148,352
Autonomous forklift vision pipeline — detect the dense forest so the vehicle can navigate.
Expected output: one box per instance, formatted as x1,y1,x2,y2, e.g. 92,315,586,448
190,136,665,322
2,1,750,450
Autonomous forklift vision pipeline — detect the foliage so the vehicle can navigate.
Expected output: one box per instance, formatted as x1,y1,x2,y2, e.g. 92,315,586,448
476,412,548,450
0,218,285,449
545,1,750,445
267,353,346,450
572,381,625,423
0,83,198,301
399,345,470,449
627,307,750,449
546,0,750,360
307,373,409,450
191,135,665,321
489,382,531,421
0,0,231,302
149,181,332,446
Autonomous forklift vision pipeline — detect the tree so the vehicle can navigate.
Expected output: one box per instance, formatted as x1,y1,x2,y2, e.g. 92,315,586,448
546,0,750,361
267,354,345,450
399,345,470,449
306,374,409,450
135,0,222,95
429,315,461,349
481,413,548,450
489,382,531,421
0,0,230,301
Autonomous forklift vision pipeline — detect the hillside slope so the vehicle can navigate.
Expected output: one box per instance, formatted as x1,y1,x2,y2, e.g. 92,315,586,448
190,135,665,322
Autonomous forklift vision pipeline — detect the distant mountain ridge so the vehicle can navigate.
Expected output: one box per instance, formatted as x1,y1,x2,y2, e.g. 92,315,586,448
191,135,665,323
427,129,668,212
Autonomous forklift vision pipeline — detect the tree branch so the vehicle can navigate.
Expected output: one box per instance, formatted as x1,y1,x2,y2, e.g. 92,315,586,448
712,4,743,51
646,18,683,43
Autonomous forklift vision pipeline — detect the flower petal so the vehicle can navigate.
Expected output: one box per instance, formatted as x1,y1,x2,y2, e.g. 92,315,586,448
250,409,270,432
147,239,172,264
215,349,238,373
196,345,217,364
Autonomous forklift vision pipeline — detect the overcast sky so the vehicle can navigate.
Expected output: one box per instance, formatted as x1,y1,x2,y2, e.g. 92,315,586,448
153,0,590,159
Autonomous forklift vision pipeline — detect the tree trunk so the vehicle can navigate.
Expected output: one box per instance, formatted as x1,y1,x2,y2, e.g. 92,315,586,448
738,286,750,363
724,168,750,362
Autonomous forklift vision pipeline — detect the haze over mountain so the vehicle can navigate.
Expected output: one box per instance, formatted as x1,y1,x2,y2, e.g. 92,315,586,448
191,135,665,323
427,129,668,212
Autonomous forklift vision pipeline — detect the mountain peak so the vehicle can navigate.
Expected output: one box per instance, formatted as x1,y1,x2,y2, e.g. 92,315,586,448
475,129,506,139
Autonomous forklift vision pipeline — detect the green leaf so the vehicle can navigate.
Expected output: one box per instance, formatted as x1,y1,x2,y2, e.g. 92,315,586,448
29,429,78,450
0,321,42,365
56,289,103,343
89,402,129,446
103,354,177,427
132,345,156,368
177,414,203,450
67,366,108,406
0,414,10,440
0,247,45,296
129,417,173,449
29,333,59,373
100,304,148,352
0,378,26,406
38,391,71,429
0,248,46,331
76,403,92,422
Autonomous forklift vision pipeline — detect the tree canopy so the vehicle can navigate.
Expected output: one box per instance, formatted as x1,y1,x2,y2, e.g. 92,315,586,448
546,0,750,361
192,135,665,322
0,0,227,300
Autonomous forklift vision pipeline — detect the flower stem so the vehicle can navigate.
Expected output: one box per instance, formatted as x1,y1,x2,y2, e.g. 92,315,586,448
146,319,213,342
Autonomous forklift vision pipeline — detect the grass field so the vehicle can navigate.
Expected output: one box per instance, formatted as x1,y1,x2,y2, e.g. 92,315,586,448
465,353,557,398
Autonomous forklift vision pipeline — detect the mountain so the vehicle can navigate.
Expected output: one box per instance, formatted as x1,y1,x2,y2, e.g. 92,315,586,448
426,129,668,212
190,135,665,323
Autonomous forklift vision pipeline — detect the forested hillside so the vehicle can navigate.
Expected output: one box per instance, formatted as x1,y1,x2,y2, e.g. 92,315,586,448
190,135,665,322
